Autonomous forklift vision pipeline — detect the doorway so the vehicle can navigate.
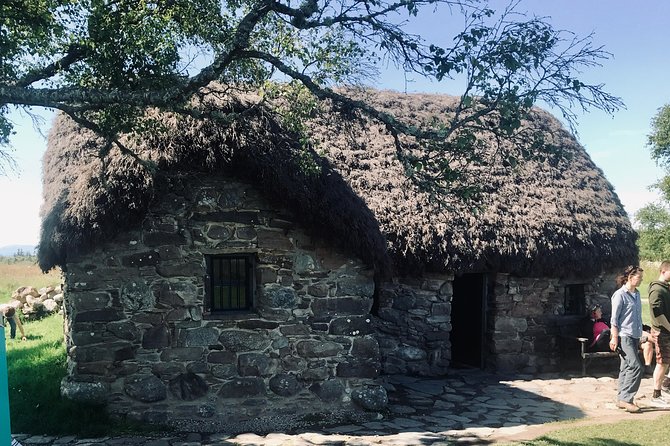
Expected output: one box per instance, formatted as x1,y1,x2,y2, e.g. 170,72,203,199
450,273,487,368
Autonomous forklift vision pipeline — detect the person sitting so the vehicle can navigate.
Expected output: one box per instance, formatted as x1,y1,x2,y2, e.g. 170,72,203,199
580,303,655,372
1,303,26,341
580,304,612,352
640,324,655,374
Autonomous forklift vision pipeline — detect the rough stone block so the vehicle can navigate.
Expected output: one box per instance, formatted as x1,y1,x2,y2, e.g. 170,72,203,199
157,261,204,278
143,231,186,247
237,319,280,330
329,316,374,336
311,297,372,316
351,337,381,360
307,283,329,298
121,251,160,267
71,330,108,345
121,279,155,312
69,291,113,311
257,229,293,251
309,380,344,402
397,345,427,361
238,353,276,377
218,378,266,398
155,245,182,261
211,363,238,378
494,317,528,333
107,321,140,341
294,253,317,274
336,277,374,298
208,351,237,364
235,227,257,240
160,347,204,362
143,325,171,349
257,266,278,284
269,373,302,397
219,330,270,351
74,308,124,323
73,342,136,362
61,378,109,404
124,374,167,402
296,340,342,358
179,327,220,347
152,362,187,380
351,385,388,411
169,373,208,401
279,324,310,336
336,360,380,378
260,284,298,309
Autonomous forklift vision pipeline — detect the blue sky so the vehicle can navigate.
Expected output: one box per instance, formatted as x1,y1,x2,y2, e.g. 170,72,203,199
1,0,669,247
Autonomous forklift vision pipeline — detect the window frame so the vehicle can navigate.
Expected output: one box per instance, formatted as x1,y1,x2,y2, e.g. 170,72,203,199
564,283,586,316
204,253,256,315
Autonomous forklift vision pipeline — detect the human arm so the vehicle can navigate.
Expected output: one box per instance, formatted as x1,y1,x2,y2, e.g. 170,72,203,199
609,292,622,351
13,314,26,340
649,285,670,332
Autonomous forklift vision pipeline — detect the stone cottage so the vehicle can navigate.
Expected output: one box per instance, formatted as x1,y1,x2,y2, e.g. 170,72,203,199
37,88,637,431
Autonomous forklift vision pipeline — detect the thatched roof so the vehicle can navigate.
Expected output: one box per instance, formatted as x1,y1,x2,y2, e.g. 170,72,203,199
38,89,637,277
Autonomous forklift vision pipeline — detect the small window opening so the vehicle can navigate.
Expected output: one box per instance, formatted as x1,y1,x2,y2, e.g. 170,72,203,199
206,254,254,312
564,284,586,316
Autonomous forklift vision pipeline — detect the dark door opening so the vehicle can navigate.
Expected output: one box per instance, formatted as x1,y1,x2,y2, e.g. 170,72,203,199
450,273,486,368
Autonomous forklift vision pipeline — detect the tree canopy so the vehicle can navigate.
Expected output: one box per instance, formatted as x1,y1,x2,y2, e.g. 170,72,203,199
0,0,623,196
635,104,670,261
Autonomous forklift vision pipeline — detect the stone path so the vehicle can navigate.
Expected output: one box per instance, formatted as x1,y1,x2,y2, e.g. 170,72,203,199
12,370,670,445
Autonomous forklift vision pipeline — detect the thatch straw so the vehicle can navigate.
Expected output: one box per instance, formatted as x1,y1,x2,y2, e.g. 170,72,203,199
38,88,637,277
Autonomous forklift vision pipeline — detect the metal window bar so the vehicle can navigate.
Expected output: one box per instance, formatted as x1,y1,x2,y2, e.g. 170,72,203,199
210,256,250,311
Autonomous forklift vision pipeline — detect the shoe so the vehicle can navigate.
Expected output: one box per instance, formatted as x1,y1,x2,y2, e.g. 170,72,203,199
650,396,670,408
617,400,641,413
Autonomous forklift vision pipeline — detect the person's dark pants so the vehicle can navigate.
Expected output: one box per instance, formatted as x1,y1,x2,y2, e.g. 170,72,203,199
618,335,643,403
2,316,16,339
7,316,16,339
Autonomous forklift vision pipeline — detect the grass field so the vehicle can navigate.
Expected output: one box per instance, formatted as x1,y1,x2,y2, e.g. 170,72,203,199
0,256,61,303
639,260,660,327
509,414,670,445
1,258,157,436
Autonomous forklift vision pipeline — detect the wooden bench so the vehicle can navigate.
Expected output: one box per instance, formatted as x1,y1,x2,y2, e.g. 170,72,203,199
576,337,619,376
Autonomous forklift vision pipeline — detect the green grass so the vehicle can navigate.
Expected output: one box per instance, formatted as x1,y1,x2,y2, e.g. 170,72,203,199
0,257,61,302
5,313,158,436
1,258,159,436
640,260,660,327
510,414,670,445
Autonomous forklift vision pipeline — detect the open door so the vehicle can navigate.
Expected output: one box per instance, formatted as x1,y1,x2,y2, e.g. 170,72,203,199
450,273,486,368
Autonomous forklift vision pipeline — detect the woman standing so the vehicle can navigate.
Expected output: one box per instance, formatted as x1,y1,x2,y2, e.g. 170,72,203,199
609,265,645,413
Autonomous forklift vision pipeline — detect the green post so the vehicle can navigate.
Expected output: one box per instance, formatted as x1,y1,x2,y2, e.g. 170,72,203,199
0,324,11,444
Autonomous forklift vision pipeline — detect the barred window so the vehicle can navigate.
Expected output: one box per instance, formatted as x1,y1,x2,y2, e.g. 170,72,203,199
205,254,254,312
564,284,586,316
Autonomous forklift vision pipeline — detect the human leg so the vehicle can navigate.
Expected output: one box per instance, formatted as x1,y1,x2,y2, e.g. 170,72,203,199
652,330,670,393
643,341,654,366
7,317,16,339
618,336,643,405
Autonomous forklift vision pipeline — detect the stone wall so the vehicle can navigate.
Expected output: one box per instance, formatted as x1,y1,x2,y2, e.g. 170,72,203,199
374,271,617,376
487,272,617,373
60,175,385,432
375,274,453,376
